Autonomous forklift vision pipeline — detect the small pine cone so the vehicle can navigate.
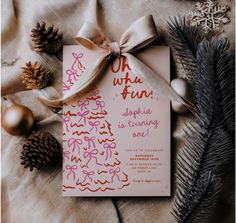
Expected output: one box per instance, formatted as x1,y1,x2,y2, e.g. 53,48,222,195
31,22,63,53
21,61,50,89
20,131,61,171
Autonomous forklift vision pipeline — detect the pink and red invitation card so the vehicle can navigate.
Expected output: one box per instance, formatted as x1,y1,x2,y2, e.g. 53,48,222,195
62,45,171,196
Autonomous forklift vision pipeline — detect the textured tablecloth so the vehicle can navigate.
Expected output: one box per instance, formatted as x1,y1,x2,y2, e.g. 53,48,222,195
1,0,235,222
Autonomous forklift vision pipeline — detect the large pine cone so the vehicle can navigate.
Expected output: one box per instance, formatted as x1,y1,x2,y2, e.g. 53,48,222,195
21,61,50,89
31,22,62,53
20,131,61,171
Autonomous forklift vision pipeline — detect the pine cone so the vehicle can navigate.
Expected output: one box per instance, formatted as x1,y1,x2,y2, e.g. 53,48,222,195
20,131,61,171
31,22,62,53
21,61,50,89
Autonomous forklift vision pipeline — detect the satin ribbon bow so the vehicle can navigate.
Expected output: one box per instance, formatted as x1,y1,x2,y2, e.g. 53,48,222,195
38,14,193,111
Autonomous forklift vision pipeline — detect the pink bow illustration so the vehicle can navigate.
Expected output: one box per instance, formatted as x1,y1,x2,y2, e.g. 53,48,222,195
92,100,105,112
84,136,96,149
82,170,95,183
103,142,116,161
63,82,71,91
66,69,77,83
88,120,100,132
77,100,89,111
68,138,83,154
66,165,78,180
77,110,89,125
63,116,70,133
63,151,71,162
83,149,102,167
109,167,120,183
71,52,85,71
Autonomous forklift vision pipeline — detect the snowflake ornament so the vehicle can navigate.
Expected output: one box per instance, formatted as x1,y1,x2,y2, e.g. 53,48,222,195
189,0,230,33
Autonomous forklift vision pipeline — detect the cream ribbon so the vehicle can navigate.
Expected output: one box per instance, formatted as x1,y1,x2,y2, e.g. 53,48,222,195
37,13,194,112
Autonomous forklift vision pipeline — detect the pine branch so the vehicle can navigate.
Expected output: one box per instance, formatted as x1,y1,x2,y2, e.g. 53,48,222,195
200,124,234,176
212,38,235,138
169,17,235,223
185,173,221,223
173,119,233,222
168,17,203,80
196,39,235,175
172,171,221,223
195,39,217,125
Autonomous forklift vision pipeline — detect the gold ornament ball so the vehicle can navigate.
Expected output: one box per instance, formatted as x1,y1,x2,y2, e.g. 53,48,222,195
1,103,34,136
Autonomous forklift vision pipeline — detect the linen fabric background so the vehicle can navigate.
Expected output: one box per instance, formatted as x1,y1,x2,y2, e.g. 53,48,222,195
1,0,235,222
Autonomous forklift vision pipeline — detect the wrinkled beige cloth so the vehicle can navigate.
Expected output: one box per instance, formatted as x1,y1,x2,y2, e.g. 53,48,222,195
1,0,235,223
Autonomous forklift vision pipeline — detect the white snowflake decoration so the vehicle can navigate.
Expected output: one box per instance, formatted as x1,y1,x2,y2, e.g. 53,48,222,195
190,0,230,33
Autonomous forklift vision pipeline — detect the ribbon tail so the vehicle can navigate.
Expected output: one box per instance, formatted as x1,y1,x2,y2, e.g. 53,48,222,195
34,87,62,108
36,56,108,108
87,0,98,25
123,53,196,114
